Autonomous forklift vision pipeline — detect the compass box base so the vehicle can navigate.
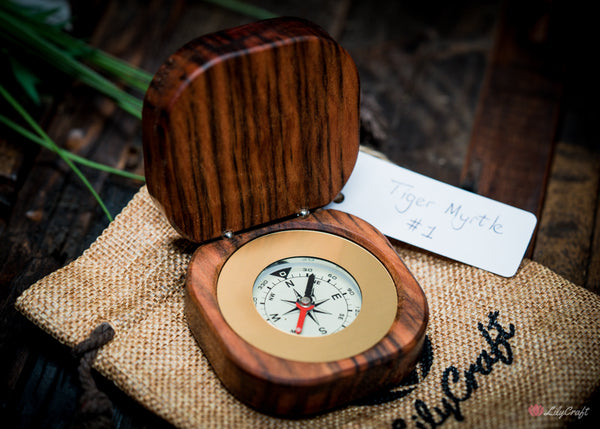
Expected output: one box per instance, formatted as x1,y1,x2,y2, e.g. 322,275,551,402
185,209,428,416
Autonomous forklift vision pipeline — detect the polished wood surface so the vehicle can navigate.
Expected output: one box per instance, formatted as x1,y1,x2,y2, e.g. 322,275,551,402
143,18,359,242
185,209,428,416
1,1,597,427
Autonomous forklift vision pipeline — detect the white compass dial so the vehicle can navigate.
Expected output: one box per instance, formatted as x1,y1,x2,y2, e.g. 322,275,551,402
252,256,362,337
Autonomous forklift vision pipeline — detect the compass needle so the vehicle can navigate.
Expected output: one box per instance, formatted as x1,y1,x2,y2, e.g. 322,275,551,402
303,274,315,299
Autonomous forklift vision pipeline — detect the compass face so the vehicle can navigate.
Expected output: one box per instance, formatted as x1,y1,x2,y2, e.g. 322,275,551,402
252,257,362,337
216,229,399,362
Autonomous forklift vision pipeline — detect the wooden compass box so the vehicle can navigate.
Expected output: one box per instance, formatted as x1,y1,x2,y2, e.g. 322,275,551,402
142,17,428,417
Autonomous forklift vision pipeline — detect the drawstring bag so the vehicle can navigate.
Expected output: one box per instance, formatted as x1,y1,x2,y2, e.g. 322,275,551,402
16,185,600,428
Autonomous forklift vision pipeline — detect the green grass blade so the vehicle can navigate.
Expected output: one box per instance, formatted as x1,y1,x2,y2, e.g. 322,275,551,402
8,57,41,105
0,9,143,118
0,84,114,221
0,114,145,181
2,1,152,92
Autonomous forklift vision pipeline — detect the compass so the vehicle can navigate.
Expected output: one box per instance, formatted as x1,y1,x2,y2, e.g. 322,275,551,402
142,17,428,417
213,227,402,363
251,256,362,337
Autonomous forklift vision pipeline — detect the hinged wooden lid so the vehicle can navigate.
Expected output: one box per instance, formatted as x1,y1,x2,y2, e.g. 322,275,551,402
142,18,359,243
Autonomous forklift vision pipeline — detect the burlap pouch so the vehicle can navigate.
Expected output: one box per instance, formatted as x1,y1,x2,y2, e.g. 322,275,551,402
16,186,600,428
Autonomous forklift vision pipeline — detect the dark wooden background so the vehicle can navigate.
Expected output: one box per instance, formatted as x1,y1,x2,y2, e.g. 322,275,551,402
1,0,598,427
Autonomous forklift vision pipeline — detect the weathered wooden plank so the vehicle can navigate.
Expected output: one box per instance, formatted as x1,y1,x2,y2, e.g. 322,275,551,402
1,1,358,428
587,197,600,294
0,1,183,427
340,0,498,186
533,142,600,286
0,138,24,230
460,0,562,219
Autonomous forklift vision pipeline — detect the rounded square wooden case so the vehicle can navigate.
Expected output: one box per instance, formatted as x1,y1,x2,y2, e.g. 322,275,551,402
141,17,428,417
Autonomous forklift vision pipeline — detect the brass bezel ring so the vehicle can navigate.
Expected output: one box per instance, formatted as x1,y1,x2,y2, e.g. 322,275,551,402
217,230,398,362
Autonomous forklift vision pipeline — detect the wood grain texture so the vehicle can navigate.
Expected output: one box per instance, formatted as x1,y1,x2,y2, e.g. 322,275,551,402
460,0,562,225
533,142,600,287
0,138,27,227
143,17,360,243
185,209,428,416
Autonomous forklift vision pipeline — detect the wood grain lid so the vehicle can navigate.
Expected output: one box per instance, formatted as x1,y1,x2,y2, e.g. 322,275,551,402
142,17,360,243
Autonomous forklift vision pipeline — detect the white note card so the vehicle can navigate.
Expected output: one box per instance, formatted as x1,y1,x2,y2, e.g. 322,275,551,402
326,152,537,277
